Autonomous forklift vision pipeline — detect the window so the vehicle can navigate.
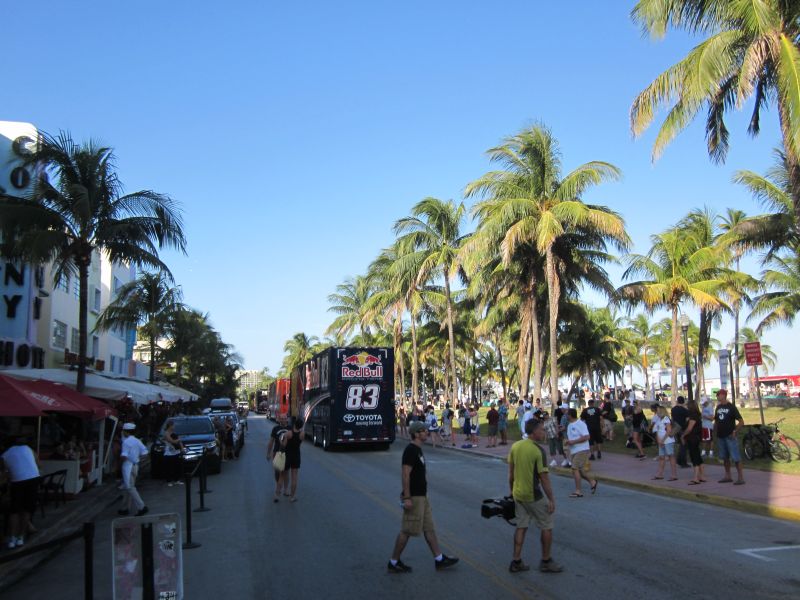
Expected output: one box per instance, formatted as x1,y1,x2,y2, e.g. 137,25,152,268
70,328,80,353
52,320,67,349
113,276,122,295
56,276,69,293
93,288,101,313
73,278,80,300
110,355,117,373
91,336,99,359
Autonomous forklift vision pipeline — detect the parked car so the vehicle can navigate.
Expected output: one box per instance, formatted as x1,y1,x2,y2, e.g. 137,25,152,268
208,410,245,456
150,416,222,478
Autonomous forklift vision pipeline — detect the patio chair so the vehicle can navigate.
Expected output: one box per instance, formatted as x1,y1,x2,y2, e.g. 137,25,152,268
38,469,67,516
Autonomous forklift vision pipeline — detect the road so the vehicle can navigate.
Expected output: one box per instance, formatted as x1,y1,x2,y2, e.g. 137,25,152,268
7,415,800,599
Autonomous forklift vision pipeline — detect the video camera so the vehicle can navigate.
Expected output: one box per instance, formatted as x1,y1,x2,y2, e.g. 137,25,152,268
480,496,516,526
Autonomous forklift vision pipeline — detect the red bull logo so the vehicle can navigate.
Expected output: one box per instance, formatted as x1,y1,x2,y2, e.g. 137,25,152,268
341,352,383,378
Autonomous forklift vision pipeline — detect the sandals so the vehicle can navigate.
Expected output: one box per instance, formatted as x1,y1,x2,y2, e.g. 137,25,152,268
688,480,701,485
651,476,664,480
569,492,584,498
590,481,598,495
667,478,678,481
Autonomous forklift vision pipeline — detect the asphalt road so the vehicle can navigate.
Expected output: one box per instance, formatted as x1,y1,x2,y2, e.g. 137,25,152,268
7,415,800,599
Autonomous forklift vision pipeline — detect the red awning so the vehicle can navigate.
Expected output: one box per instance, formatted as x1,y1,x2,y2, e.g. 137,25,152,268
0,374,115,420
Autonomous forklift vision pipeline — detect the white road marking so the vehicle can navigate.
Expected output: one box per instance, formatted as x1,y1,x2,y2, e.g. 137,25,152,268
734,545,800,562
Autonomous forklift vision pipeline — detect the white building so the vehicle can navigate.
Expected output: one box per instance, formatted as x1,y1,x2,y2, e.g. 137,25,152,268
0,120,137,375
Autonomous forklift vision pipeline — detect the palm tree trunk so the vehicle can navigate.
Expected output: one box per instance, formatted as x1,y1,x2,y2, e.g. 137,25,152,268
531,291,543,401
443,275,459,403
495,334,507,400
545,249,560,404
395,317,406,402
670,306,680,398
77,260,90,393
410,314,419,403
518,300,532,398
777,100,800,241
149,332,156,383
733,256,741,399
697,308,708,397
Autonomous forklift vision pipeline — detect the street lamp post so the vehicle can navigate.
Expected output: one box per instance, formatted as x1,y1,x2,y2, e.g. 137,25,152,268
680,314,694,404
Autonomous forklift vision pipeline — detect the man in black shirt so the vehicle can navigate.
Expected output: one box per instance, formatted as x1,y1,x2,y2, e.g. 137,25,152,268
388,421,459,573
580,399,603,460
671,396,690,467
267,415,289,502
713,389,745,485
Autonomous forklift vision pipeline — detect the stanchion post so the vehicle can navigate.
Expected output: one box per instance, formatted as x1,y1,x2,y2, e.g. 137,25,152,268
199,449,212,494
182,472,201,549
83,522,94,600
142,523,155,600
194,451,210,513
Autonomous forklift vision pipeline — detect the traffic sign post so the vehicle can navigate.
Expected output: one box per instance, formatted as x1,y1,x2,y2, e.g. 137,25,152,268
744,342,765,425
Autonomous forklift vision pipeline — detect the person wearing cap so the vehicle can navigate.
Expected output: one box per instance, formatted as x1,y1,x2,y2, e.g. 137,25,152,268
508,419,562,574
119,423,149,516
713,389,745,485
388,420,458,573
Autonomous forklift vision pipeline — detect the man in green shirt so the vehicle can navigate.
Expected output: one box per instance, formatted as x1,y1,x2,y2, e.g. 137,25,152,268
507,419,562,574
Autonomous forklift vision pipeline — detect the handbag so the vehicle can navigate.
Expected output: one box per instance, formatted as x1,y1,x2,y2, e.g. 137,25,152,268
272,450,286,471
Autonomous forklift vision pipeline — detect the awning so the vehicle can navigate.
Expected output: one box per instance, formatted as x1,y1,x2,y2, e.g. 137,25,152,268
0,368,196,405
0,374,115,419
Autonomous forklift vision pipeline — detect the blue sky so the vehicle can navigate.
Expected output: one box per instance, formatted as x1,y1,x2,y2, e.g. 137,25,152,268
3,2,794,377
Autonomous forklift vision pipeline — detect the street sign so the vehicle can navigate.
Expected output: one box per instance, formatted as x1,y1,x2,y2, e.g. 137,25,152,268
744,342,763,367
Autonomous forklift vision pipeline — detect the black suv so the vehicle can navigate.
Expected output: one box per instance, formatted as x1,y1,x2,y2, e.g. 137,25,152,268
150,416,222,478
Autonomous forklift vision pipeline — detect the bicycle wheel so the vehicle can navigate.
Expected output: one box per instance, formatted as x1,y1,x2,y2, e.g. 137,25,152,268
782,435,800,461
769,440,792,463
743,434,763,460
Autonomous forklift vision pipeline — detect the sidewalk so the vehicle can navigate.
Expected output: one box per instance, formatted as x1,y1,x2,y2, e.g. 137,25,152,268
412,434,800,523
0,477,122,592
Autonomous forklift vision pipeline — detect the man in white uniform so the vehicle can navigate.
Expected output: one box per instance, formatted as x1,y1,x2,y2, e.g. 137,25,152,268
119,423,149,516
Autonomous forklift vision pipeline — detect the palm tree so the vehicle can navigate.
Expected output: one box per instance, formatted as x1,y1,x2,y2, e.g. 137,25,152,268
0,132,186,391
282,332,319,375
326,275,375,342
627,313,656,398
748,246,800,333
630,0,800,235
465,124,629,403
719,208,748,398
95,270,183,382
618,226,729,397
394,198,469,403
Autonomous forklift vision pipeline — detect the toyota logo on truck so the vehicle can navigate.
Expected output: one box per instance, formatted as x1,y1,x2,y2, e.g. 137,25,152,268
341,352,383,379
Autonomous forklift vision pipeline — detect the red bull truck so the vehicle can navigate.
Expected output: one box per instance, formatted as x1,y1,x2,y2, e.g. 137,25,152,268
291,347,395,450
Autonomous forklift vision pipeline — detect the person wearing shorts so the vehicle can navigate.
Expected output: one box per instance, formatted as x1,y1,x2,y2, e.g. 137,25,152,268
713,389,745,485
566,409,598,497
388,421,458,573
1,437,40,549
507,419,562,574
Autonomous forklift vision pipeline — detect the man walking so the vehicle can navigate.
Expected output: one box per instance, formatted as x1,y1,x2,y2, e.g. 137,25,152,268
566,409,598,497
508,419,562,574
580,399,603,460
118,423,149,516
486,402,499,448
388,421,458,573
713,389,745,485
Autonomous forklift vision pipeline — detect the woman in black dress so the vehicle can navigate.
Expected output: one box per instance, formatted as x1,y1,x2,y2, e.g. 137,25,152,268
283,418,305,502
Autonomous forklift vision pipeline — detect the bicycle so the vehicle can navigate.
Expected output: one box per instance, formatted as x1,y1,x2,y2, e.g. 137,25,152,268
741,419,795,463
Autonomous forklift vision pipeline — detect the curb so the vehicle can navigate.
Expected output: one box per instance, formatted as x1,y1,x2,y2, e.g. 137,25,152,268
426,440,800,524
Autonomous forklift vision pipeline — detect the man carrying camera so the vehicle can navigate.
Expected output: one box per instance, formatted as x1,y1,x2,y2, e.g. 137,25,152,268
388,421,459,573
507,419,563,574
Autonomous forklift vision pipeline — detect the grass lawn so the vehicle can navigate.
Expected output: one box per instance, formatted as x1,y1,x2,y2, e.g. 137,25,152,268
435,405,800,475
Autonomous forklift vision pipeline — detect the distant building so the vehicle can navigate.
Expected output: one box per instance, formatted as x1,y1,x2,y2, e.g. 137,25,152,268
237,369,263,391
